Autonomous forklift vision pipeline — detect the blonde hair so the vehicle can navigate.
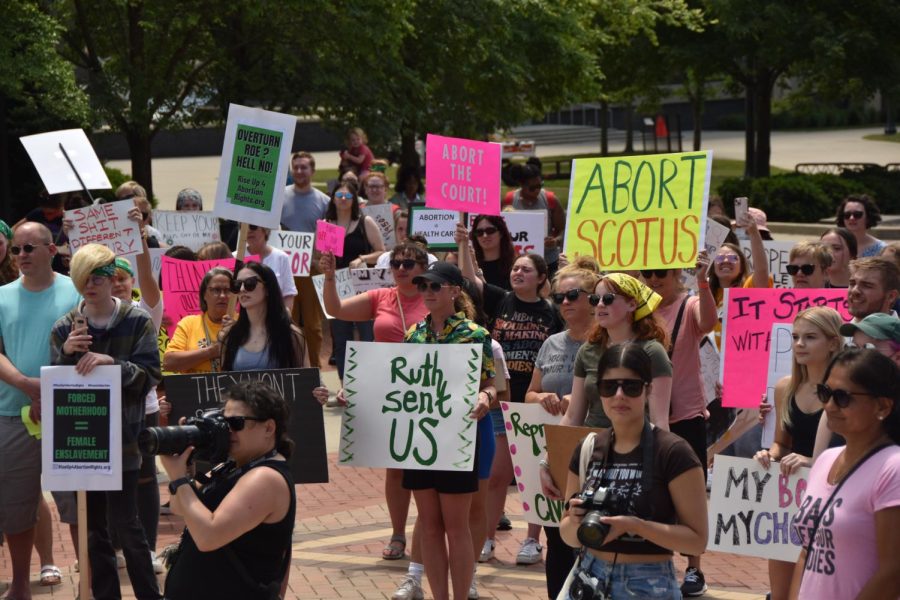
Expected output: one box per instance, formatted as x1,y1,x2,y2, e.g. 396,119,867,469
116,180,147,200
789,241,832,270
552,265,601,293
69,244,116,294
346,127,368,144
781,306,843,429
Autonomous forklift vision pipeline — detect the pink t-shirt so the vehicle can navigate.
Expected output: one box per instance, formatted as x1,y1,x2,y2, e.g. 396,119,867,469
792,445,900,600
655,294,709,423
368,287,428,343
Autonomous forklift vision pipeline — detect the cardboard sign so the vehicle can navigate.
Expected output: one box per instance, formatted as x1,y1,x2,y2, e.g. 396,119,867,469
339,342,481,471
708,455,807,561
315,220,345,257
720,288,852,408
165,368,328,484
705,218,731,257
468,211,546,257
269,231,314,277
20,129,112,194
161,256,238,331
425,134,502,215
213,104,296,229
740,241,797,289
350,268,395,294
762,324,793,448
564,151,711,269
66,201,142,256
544,424,607,498
699,335,719,406
41,365,122,491
408,207,459,249
362,204,396,249
311,269,354,319
501,402,563,526
152,211,221,251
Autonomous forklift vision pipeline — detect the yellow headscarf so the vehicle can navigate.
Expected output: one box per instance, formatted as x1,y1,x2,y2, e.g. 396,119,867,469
604,273,662,321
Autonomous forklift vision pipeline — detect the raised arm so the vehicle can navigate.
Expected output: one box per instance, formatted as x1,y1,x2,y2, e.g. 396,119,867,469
319,251,375,321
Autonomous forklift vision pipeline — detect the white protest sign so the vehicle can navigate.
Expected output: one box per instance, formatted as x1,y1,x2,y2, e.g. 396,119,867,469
124,248,166,287
762,323,793,448
213,104,296,229
152,211,221,251
468,210,546,257
41,365,123,491
704,218,731,257
741,241,796,289
270,231,314,277
350,268,395,294
500,402,563,526
312,269,354,319
339,342,481,471
699,336,719,406
708,455,807,561
20,129,112,194
409,207,459,249
66,201,142,256
362,204,396,249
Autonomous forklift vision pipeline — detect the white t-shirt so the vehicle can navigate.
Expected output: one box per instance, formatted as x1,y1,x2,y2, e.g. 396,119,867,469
133,297,164,415
262,247,298,298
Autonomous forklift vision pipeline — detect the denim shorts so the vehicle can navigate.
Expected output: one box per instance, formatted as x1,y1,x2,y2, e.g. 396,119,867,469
567,553,681,599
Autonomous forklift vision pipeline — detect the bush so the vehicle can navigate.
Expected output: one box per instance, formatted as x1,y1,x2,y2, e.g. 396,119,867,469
841,167,900,215
716,177,753,216
717,174,833,222
804,174,870,205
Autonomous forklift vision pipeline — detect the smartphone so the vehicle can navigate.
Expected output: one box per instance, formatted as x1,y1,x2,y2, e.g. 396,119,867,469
734,197,749,224
73,316,87,331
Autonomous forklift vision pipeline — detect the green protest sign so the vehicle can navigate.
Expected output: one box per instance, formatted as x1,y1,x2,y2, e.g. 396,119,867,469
226,124,282,211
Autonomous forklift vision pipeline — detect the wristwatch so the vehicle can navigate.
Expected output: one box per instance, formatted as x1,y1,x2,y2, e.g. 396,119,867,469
168,476,193,495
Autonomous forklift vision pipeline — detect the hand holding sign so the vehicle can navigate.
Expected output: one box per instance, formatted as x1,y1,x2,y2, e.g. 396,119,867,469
315,220,345,257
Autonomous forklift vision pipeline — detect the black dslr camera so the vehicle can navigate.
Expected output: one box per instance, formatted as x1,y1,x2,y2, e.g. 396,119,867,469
575,483,628,550
569,569,606,600
138,409,231,465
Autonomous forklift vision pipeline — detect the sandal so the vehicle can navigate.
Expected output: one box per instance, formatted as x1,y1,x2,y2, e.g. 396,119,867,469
40,564,62,586
382,534,406,560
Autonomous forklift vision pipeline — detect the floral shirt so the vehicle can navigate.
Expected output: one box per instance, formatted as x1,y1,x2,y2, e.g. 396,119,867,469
405,311,495,383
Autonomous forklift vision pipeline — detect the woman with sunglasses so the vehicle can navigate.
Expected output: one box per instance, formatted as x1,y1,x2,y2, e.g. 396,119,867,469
751,307,843,600
469,215,516,290
835,194,885,258
787,348,899,600
786,242,831,289
161,381,297,600
820,227,857,288
560,343,708,600
0,219,17,286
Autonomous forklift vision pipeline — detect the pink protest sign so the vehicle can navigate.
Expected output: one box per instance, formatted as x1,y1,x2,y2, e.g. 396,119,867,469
315,220,345,257
720,288,852,408
425,134,501,215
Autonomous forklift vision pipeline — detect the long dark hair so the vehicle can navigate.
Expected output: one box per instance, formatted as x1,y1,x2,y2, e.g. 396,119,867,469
470,214,515,275
222,262,303,370
325,180,360,222
222,380,294,459
836,194,882,230
823,348,899,444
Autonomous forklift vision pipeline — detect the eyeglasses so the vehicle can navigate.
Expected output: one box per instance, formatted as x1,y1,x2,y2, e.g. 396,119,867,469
230,276,260,293
598,378,646,397
416,281,447,293
86,275,111,287
206,286,231,296
715,254,740,264
786,264,816,276
551,289,598,305
640,269,669,279
334,192,354,200
10,243,50,255
843,210,864,220
390,259,418,270
595,292,617,307
366,183,385,190
815,383,875,408
222,415,267,432
474,227,498,237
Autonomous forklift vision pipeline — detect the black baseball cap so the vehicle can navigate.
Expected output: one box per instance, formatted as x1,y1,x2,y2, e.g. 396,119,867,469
412,261,464,287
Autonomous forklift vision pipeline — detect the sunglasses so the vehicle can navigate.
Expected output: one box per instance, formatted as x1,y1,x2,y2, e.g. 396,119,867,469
551,289,599,305
222,415,267,432
843,210,864,220
595,292,618,307
390,258,418,270
786,264,816,276
525,183,542,191
641,269,669,279
474,226,498,237
715,253,740,264
10,243,50,256
598,378,646,397
230,276,260,293
815,383,875,408
416,281,448,293
334,192,354,200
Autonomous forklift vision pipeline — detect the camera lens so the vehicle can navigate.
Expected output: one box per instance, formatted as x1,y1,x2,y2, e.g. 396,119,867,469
138,425,206,456
577,511,611,550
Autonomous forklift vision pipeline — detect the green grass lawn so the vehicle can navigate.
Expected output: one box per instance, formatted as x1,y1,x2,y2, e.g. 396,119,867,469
863,133,900,143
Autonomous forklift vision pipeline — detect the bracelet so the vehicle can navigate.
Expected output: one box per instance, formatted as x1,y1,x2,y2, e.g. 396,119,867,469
481,389,494,404
539,458,551,471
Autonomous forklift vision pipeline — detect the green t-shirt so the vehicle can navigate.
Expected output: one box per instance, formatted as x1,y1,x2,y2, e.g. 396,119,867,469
573,339,672,428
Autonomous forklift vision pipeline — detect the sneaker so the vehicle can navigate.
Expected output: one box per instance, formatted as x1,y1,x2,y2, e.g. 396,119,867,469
391,574,425,600
496,513,512,531
160,500,172,515
151,551,165,574
516,537,543,565
478,539,495,562
681,567,708,597
468,577,479,599
116,549,126,569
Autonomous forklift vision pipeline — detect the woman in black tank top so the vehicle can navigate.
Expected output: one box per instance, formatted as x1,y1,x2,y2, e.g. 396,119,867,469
162,381,296,600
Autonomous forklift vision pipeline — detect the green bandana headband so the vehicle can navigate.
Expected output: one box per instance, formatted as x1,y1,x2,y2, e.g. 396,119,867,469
604,272,662,321
0,220,11,241
114,257,133,276
91,261,117,278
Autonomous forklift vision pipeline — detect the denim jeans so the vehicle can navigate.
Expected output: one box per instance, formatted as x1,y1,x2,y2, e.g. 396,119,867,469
332,319,374,379
567,553,681,599
88,469,161,600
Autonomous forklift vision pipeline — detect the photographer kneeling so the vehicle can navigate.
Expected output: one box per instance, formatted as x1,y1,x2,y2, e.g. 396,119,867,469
154,381,295,600
559,344,707,599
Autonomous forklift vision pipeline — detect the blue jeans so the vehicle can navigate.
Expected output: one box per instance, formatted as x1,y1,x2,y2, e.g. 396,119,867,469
568,554,681,599
332,319,374,379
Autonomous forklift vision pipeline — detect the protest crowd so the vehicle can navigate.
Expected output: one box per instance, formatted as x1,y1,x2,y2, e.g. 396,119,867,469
0,124,898,600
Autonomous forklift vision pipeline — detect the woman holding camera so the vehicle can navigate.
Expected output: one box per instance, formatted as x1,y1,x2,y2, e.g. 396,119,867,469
161,381,296,600
559,343,708,600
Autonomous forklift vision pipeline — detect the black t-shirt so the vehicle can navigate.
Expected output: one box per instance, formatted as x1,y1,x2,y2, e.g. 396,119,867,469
568,428,701,555
480,259,512,290
483,283,563,402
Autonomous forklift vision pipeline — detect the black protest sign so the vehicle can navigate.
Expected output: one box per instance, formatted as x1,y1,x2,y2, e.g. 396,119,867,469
53,388,111,463
165,368,328,483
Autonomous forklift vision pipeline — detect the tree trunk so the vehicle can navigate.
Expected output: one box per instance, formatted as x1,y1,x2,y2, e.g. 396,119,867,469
126,129,154,201
600,100,609,156
0,94,10,219
399,128,420,174
753,74,774,178
624,102,634,153
743,84,756,178
690,81,704,151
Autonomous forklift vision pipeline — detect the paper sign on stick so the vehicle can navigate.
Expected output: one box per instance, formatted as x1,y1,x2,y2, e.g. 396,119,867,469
720,288,852,408
740,241,796,289
161,256,239,331
339,342,481,471
501,403,563,526
311,269,355,319
762,324,794,448
41,365,122,491
269,231,315,277
544,424,606,498
315,220,345,257
66,201,142,257
564,151,711,269
699,336,719,406
425,134,502,215
152,211,221,251
408,207,459,249
362,204,396,249
468,211,546,257
708,456,807,561
705,218,731,257
20,129,112,194
213,104,296,229
350,268,395,294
